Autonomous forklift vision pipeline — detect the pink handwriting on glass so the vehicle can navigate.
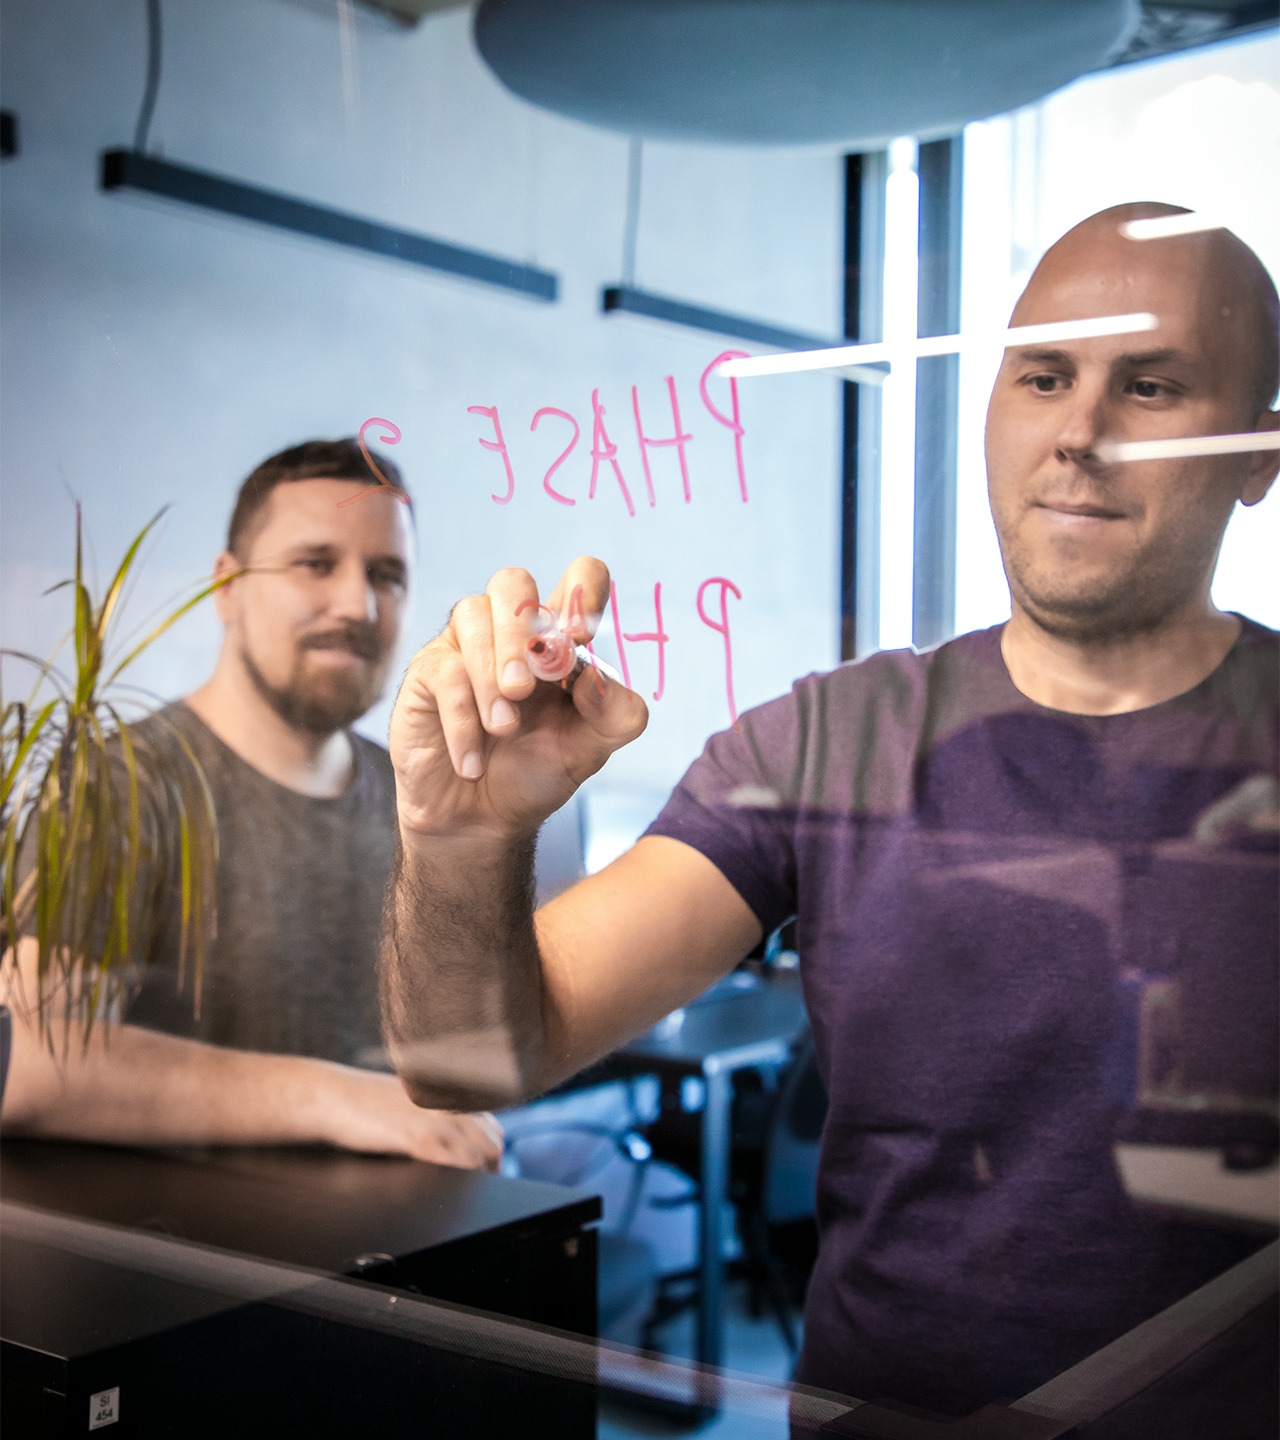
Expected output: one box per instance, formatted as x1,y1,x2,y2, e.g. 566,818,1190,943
337,418,412,508
467,351,748,512
520,576,742,726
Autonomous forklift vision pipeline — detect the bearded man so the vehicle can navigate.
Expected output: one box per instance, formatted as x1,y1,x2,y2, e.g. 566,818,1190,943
2,440,501,1171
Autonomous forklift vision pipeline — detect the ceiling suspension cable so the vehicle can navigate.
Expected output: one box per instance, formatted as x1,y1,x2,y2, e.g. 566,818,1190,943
133,0,163,155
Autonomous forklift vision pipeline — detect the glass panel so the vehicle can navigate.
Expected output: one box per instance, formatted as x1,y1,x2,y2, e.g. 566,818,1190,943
3,6,1275,1437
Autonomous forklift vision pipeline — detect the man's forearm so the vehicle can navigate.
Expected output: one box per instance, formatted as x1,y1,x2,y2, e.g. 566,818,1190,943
2,1017,352,1147
381,829,546,1111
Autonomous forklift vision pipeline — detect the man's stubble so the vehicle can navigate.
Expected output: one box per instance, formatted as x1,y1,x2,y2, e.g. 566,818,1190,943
241,623,391,735
997,503,1224,646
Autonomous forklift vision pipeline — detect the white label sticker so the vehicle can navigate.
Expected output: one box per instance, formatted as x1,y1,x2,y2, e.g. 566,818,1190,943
88,1387,120,1430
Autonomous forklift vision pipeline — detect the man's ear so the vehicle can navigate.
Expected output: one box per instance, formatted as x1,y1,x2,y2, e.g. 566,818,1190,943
1240,409,1280,508
211,550,242,624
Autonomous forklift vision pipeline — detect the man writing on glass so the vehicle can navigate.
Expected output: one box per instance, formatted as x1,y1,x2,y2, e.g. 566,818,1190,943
381,203,1278,1412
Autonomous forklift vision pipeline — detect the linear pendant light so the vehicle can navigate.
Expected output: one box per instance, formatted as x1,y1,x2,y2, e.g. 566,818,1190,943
101,150,559,302
602,285,889,384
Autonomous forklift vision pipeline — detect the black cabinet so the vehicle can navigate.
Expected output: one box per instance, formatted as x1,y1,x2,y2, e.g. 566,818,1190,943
1,1140,601,1437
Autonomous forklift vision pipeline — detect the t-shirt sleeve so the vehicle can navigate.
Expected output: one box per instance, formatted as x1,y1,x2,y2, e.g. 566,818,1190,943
644,686,805,935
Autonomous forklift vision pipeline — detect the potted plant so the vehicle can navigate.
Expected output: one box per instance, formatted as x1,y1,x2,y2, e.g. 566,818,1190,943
1,507,229,1068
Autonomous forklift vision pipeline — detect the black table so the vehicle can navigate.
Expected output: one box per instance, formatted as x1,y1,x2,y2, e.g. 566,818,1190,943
612,971,809,1368
1,1139,601,1437
0,1138,599,1328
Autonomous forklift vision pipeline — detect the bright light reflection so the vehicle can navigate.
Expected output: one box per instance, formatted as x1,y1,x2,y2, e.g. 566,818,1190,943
717,312,1158,380
1119,211,1225,241
1099,431,1280,463
878,137,919,653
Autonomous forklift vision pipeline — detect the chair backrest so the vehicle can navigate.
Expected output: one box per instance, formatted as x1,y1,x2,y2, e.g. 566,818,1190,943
762,1028,827,1225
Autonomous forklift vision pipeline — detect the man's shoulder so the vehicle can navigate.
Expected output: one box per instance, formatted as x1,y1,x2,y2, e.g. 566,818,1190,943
782,624,1005,718
350,728,393,767
123,702,246,809
695,627,1006,802
132,705,397,785
126,699,213,759
126,699,193,735
350,729,397,813
1232,614,1280,661
102,701,199,783
1214,614,1280,726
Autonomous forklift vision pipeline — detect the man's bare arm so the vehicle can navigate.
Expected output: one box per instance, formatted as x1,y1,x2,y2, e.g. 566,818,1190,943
534,836,763,1088
383,832,761,1110
381,559,762,1112
2,939,501,1170
382,831,544,1111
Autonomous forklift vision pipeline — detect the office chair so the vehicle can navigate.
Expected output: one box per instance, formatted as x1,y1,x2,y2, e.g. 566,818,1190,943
724,1026,825,1357
638,1027,827,1360
501,1085,694,1339
761,1028,827,1224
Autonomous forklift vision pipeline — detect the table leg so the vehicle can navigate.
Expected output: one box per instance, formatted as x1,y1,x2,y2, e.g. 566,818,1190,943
697,1063,731,1372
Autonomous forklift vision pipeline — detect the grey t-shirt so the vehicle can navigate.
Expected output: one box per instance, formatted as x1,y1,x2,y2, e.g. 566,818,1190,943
124,702,397,1066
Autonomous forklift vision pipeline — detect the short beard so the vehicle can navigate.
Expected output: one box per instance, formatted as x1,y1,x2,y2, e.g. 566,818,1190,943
241,624,389,735
1003,540,1207,646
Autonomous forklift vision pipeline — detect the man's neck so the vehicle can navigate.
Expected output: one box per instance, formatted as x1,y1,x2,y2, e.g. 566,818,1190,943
186,655,354,799
1000,599,1241,716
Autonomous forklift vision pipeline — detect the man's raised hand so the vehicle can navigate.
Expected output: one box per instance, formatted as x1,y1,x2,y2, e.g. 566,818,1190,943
389,556,648,841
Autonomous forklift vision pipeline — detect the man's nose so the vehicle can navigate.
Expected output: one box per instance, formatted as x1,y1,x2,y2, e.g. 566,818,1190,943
1053,378,1110,466
327,561,378,623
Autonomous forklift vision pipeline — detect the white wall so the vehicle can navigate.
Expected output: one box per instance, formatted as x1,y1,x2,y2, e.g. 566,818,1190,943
955,31,1280,637
0,0,844,808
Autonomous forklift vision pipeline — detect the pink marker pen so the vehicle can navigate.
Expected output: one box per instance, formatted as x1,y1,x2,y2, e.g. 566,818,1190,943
517,588,624,690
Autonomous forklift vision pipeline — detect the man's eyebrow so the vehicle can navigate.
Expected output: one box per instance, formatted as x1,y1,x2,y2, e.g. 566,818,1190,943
1111,347,1190,368
284,541,341,558
1008,347,1073,365
1007,345,1190,368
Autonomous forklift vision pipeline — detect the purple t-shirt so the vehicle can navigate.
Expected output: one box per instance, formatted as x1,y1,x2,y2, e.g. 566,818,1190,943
648,619,1278,1413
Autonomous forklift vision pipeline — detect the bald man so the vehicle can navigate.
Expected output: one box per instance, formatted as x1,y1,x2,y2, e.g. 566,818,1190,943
380,205,1280,1416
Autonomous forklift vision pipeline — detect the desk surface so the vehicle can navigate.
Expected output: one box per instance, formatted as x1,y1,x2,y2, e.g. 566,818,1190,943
0,1138,599,1276
2,1227,250,1359
620,972,808,1068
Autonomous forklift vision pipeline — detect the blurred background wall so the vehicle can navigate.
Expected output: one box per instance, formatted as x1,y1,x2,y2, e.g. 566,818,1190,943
0,0,843,833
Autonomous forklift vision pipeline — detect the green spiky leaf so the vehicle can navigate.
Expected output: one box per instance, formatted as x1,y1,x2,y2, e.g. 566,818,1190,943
1,508,223,1047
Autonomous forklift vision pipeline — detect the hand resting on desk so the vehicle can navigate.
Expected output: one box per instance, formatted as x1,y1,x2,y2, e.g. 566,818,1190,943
1,937,502,1171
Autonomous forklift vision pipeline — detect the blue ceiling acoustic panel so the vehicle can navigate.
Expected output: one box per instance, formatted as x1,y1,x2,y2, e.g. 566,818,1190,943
474,0,1140,146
